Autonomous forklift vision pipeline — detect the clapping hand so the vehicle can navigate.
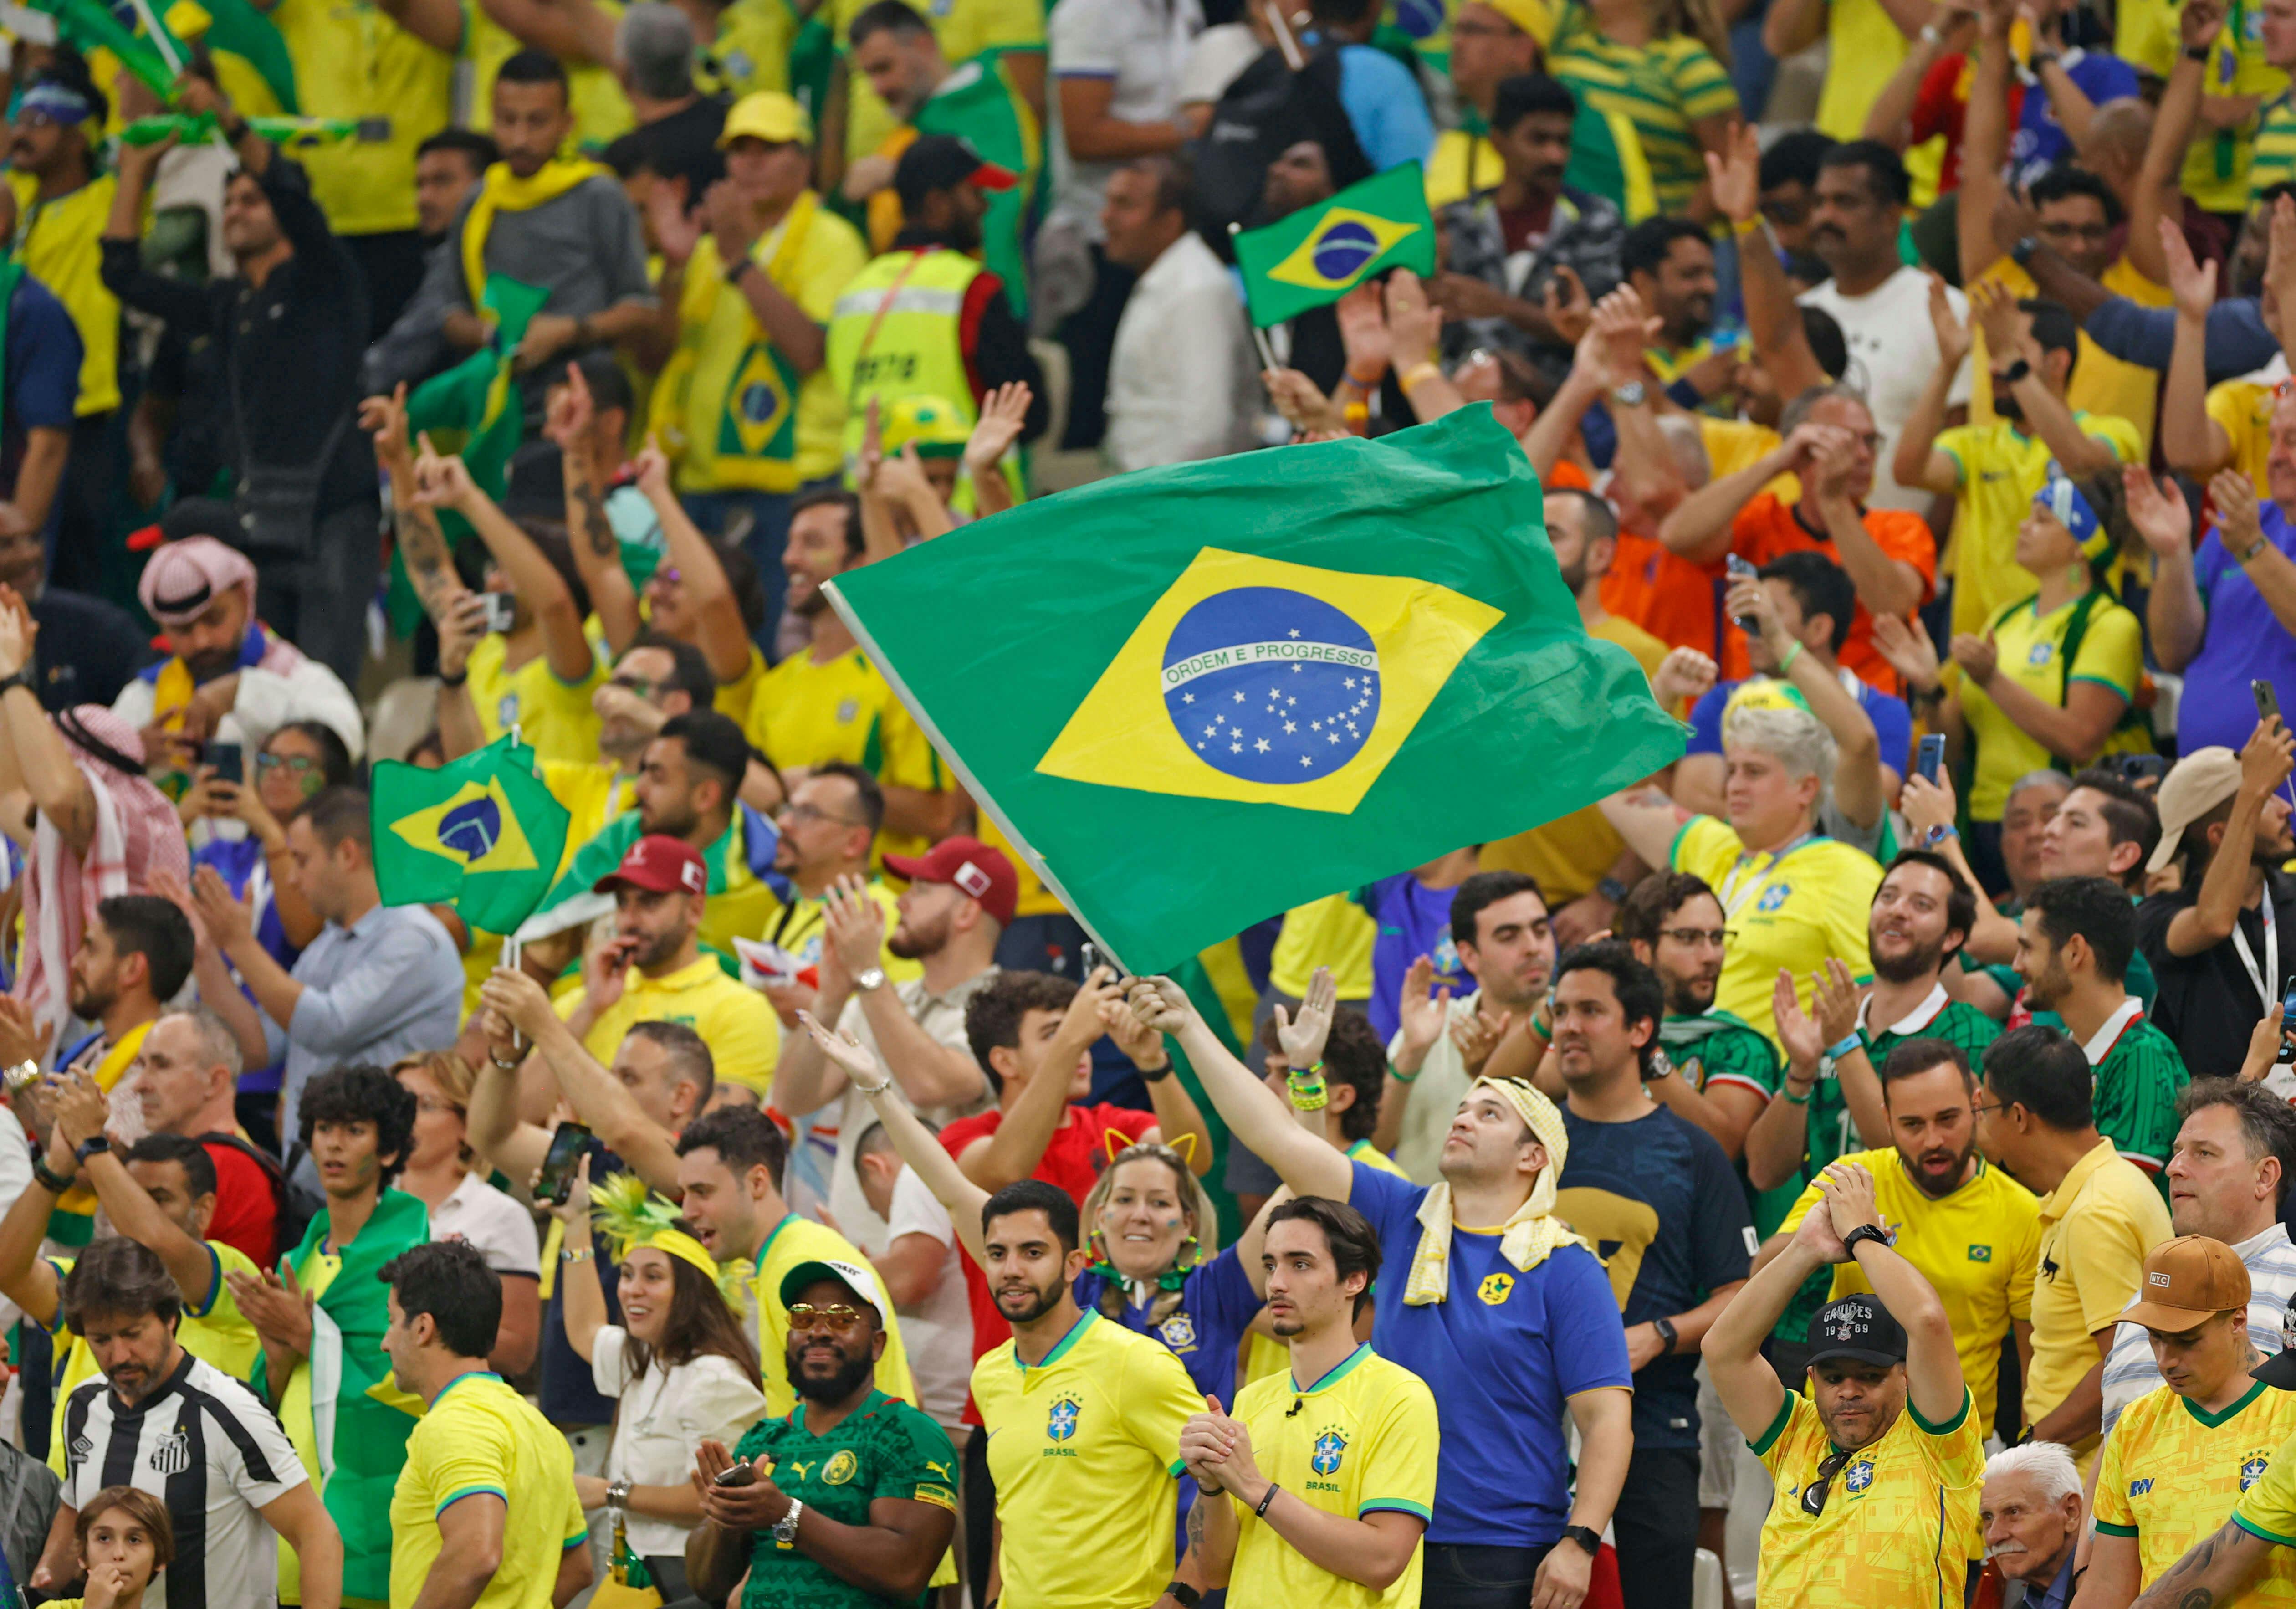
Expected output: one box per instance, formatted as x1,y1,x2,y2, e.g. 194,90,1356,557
1925,271,1972,370
1451,1004,1516,1077
1870,611,1943,694
224,1261,313,1355
2123,465,2194,559
189,864,256,950
1773,967,1825,1076
799,1009,888,1089
1819,1160,1883,1242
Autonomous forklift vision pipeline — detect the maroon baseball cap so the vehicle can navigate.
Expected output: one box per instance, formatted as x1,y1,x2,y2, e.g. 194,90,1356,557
883,837,1018,927
593,834,707,896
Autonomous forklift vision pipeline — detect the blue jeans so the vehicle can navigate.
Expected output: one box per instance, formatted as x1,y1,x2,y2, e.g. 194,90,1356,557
678,489,791,650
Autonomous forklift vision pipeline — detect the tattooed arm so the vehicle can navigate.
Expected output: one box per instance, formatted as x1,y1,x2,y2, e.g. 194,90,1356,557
362,387,458,620
2130,1517,2279,1607
547,364,644,656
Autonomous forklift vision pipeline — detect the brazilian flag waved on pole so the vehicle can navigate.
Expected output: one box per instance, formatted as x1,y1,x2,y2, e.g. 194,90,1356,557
1232,161,1436,328
372,733,572,934
824,407,1685,973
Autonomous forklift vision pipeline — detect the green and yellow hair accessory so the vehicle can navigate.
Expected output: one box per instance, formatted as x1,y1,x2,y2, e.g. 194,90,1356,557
588,1172,744,1302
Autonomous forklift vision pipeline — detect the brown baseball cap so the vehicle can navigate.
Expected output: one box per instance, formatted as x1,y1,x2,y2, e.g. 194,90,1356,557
2125,1235,2251,1332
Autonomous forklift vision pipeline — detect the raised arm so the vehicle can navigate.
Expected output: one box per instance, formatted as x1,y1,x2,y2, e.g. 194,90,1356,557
0,596,93,853
632,442,754,687
2160,231,2233,481
1729,566,1885,830
1658,428,1813,562
416,444,596,685
803,1011,991,1266
1709,125,1828,401
1597,786,1691,871
1824,1161,1964,1423
0,1104,63,1323
2201,464,2296,641
1955,0,2014,289
957,969,1119,1194
1125,976,1354,1202
1892,276,1973,496
480,968,684,1194
547,1161,606,1360
546,366,644,656
1971,279,2118,474
2164,717,2292,956
2127,466,2206,671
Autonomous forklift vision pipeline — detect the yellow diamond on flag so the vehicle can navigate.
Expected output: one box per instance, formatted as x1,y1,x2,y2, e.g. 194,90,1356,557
1263,207,1425,293
390,777,544,875
1034,547,1501,814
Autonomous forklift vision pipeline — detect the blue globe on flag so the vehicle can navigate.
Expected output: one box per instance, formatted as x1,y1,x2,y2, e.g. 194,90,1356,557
1162,586,1381,785
439,796,503,862
1311,220,1383,283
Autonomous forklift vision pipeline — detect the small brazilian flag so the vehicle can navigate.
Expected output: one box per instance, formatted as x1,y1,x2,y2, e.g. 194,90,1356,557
824,407,1685,972
1232,162,1436,328
371,734,573,934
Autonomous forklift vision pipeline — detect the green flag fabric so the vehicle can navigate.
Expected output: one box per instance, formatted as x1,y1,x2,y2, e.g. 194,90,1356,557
1232,161,1436,328
825,406,1685,972
371,733,571,934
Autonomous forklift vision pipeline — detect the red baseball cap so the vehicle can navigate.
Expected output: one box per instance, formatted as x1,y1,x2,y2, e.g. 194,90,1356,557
883,837,1018,927
593,834,707,896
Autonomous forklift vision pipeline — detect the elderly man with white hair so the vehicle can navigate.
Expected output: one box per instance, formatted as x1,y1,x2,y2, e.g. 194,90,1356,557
1603,702,1883,1050
1979,1442,2083,1608
110,530,363,776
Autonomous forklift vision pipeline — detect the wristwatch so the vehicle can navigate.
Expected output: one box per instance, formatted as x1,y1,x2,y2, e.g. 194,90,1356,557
1609,380,1647,409
76,1134,110,1163
853,966,887,994
1596,876,1632,906
1843,1223,1890,1256
2185,43,2212,59
1651,1315,1680,1355
1562,1524,1603,1558
772,1498,804,1546
1137,1054,1174,1084
0,670,34,700
1999,357,2033,387
605,1479,632,1512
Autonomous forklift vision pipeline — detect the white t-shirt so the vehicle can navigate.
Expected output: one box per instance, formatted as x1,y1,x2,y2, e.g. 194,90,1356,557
1178,21,1261,105
590,1327,768,1558
1799,265,1972,512
430,1172,542,1279
1047,0,1202,233
59,1353,306,1609
884,1167,974,1430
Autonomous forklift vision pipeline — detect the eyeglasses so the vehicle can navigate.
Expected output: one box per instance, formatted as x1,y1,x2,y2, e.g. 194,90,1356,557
787,1303,866,1332
1659,927,1728,948
1970,1098,2007,1118
255,753,321,775
777,803,867,828
1800,1446,1852,1516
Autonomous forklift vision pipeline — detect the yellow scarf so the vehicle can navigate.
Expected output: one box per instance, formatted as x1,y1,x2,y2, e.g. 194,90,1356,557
460,158,612,310
1403,1077,1590,1306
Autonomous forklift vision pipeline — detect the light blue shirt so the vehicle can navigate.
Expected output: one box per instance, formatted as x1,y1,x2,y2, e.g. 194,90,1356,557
267,900,464,1149
1337,46,1435,173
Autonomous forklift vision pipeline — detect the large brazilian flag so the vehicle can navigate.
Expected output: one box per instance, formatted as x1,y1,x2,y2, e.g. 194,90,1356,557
1232,161,1437,327
824,407,1684,973
371,733,572,934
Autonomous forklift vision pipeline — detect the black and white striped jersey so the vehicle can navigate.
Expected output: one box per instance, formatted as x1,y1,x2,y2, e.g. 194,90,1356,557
61,1348,309,1609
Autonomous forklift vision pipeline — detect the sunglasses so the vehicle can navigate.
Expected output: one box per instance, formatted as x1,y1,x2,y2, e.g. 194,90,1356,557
1800,1446,1853,1516
255,753,322,774
787,1303,866,1333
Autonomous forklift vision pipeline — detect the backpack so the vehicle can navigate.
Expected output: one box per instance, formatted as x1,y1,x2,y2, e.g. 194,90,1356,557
200,1130,321,1266
1188,43,1373,260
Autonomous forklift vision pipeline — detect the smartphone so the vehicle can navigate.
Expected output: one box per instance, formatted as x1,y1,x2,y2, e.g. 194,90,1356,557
2115,754,2168,785
713,1461,759,1487
533,1121,592,1206
1080,940,1099,979
2258,679,2283,725
2280,988,2296,1064
1915,733,1944,787
1725,553,1760,632
480,592,518,634
206,740,242,786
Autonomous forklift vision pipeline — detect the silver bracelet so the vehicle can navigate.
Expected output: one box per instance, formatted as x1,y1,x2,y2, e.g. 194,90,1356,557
853,1075,892,1097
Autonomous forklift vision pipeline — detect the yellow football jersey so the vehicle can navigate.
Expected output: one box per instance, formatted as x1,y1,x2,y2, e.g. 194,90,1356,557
972,1310,1199,1609
744,645,946,862
1227,1345,1437,1608
2098,1379,2296,1599
1751,1386,1984,1607
1777,1149,2040,1441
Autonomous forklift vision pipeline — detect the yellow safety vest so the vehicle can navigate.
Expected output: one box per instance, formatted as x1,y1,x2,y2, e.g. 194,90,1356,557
823,246,982,474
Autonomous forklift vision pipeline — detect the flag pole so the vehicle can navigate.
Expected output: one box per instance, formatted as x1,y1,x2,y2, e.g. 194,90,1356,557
1227,224,1282,373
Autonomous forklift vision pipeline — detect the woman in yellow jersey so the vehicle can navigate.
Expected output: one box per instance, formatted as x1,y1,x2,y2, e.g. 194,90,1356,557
1602,702,1882,1047
1884,467,2150,895
54,1486,171,1609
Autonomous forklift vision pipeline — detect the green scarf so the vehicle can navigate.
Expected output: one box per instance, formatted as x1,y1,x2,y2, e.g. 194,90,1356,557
1658,1008,1765,1049
254,1189,431,1600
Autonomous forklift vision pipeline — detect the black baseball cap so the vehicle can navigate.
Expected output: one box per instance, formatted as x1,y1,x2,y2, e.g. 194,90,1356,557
894,134,1018,215
1805,1294,1910,1369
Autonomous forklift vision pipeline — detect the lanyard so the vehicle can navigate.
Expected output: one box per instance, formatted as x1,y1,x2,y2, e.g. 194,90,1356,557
1719,833,1816,920
2233,894,2281,1013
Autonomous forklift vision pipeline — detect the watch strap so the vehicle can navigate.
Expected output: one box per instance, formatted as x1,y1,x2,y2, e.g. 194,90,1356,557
1843,1223,1889,1255
1164,1584,1204,1609
0,669,35,698
1651,1315,1679,1355
1563,1524,1603,1557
